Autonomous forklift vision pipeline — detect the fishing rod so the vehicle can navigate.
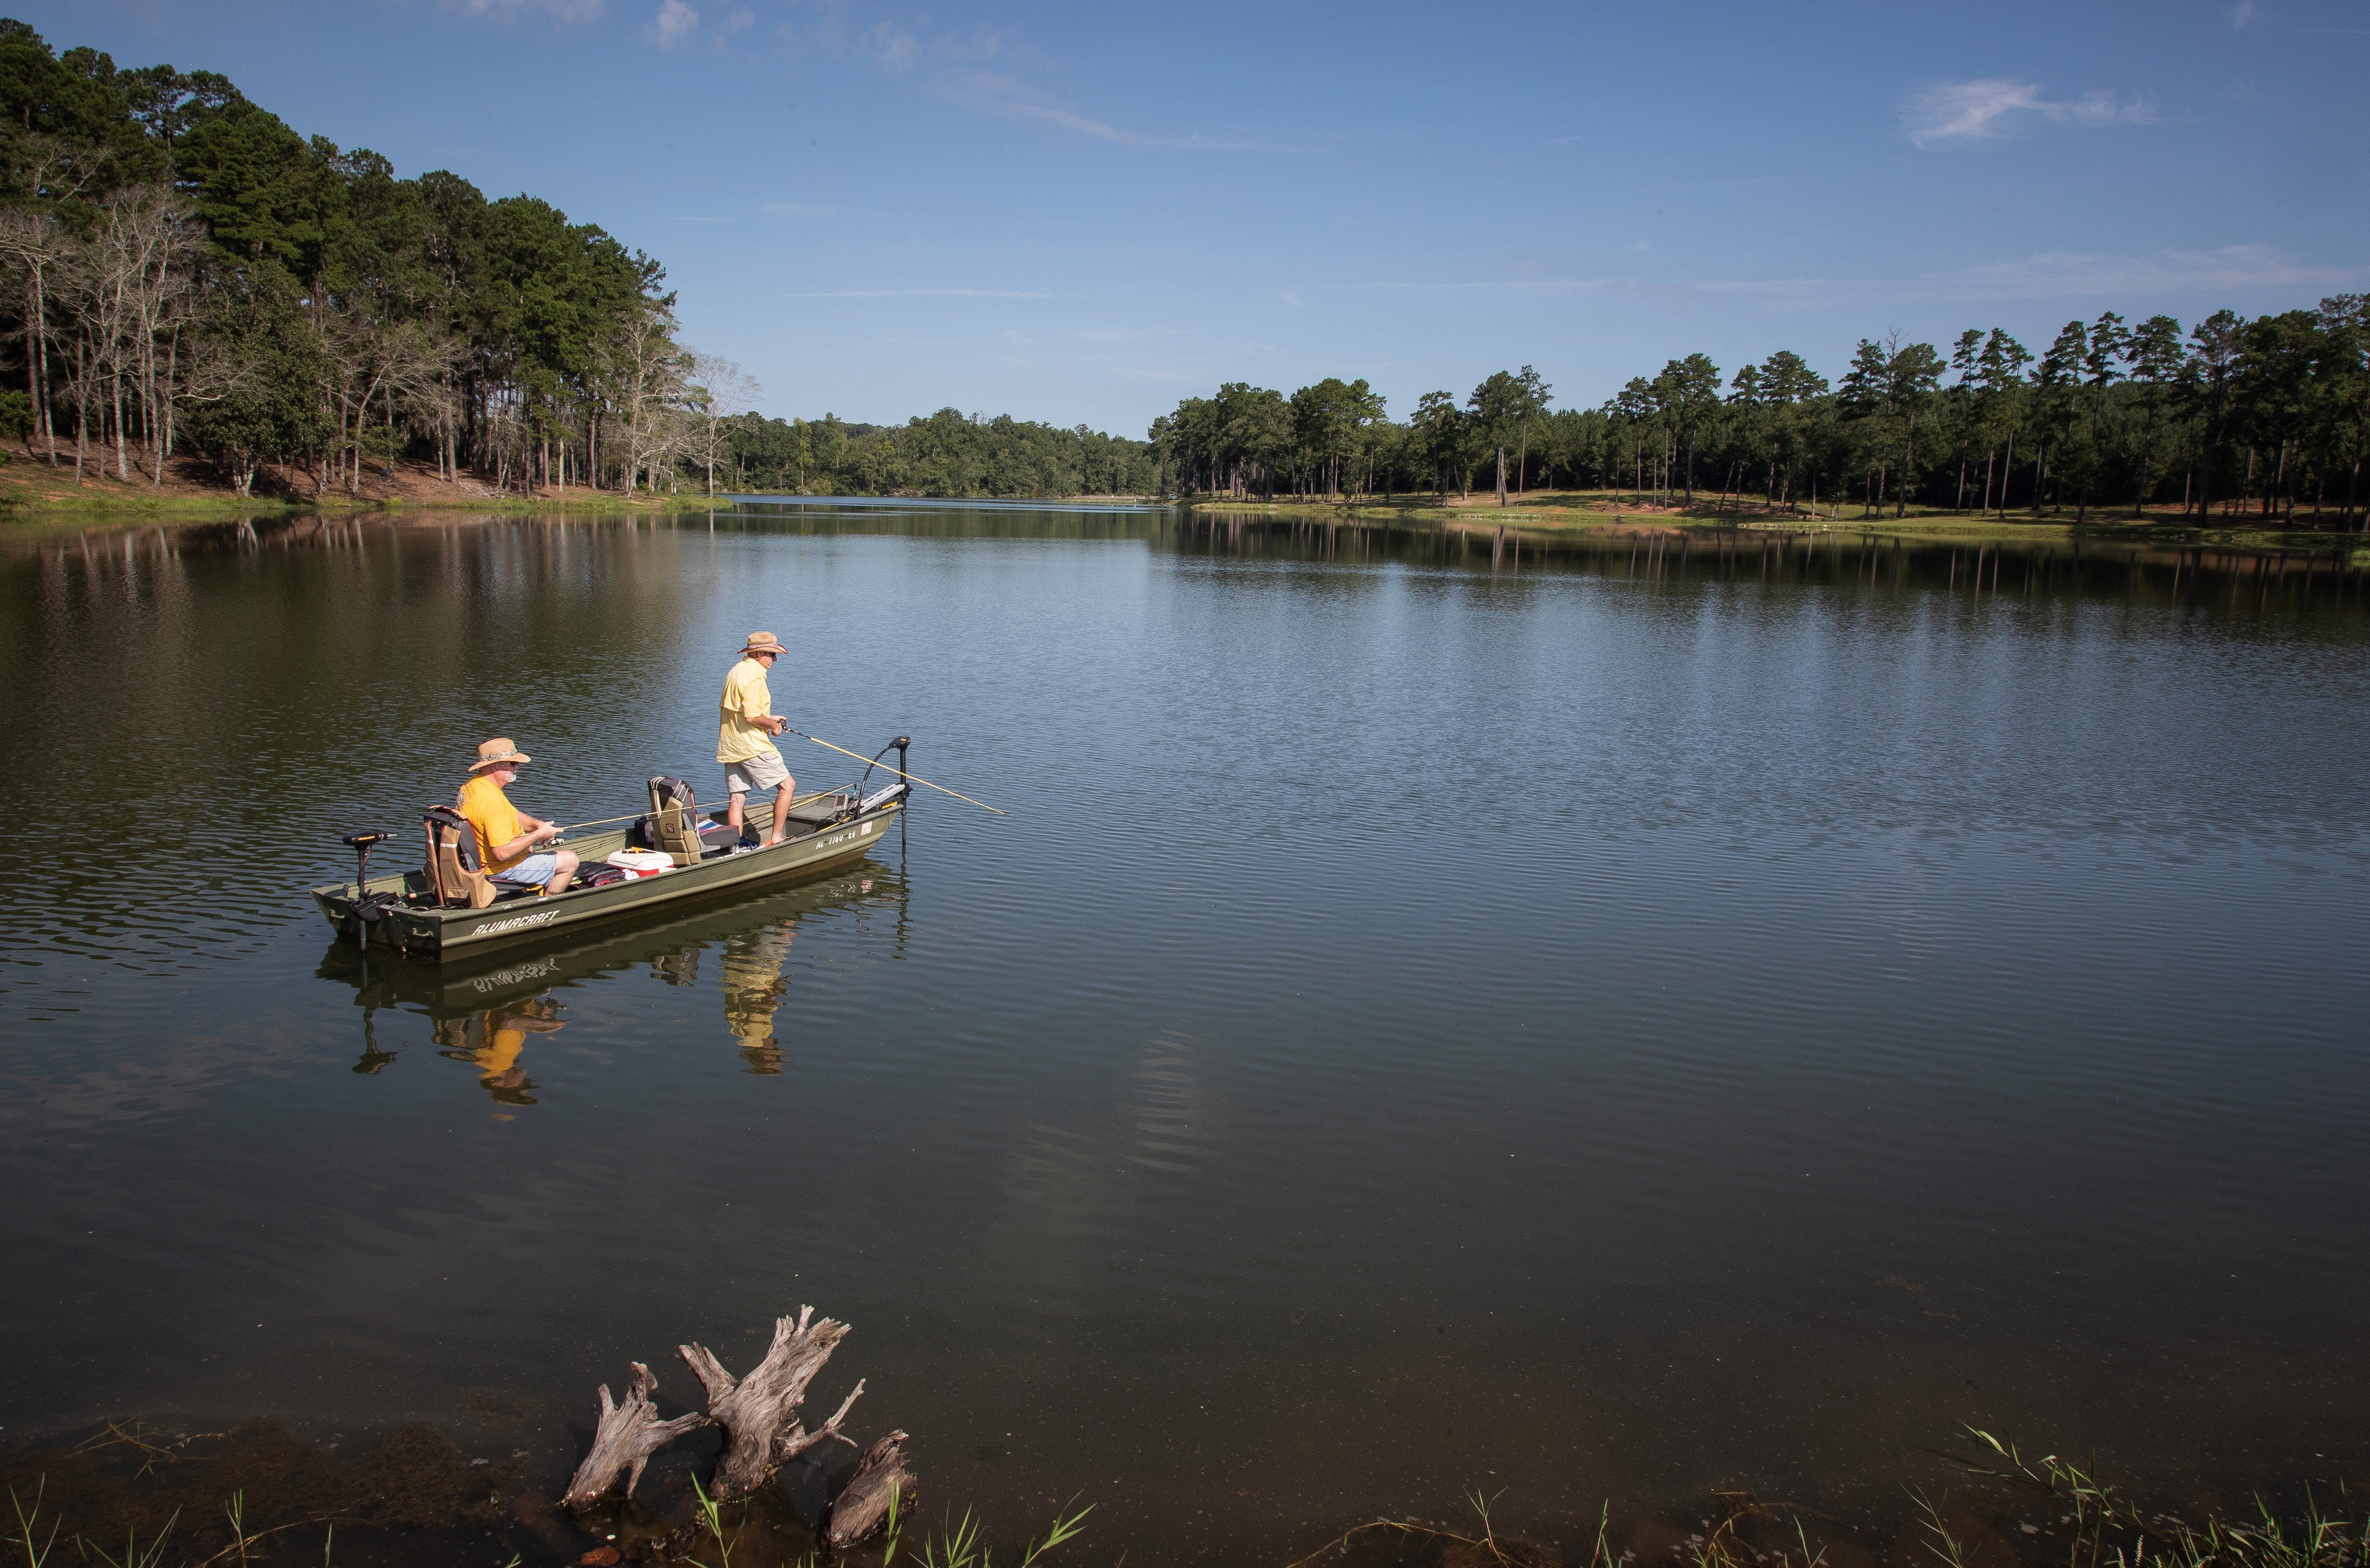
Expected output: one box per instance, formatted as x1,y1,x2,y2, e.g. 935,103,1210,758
784,730,1005,815
551,784,856,837
545,743,1000,843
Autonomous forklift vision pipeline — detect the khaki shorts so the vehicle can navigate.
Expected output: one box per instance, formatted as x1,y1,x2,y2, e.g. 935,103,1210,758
724,751,790,794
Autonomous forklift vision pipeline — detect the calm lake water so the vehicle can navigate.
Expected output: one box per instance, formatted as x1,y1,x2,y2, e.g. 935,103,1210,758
2,505,2366,1565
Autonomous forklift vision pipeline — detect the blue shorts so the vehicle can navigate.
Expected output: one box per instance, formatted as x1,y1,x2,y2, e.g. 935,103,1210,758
492,852,562,885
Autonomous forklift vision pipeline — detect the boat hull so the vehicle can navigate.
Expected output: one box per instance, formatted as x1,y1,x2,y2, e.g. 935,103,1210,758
311,799,902,960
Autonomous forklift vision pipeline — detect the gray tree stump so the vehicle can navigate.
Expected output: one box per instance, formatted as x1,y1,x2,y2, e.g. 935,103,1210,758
678,1306,865,1500
561,1363,711,1507
825,1431,913,1547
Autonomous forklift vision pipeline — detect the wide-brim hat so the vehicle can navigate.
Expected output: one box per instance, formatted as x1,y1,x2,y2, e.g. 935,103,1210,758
740,631,787,658
471,737,532,772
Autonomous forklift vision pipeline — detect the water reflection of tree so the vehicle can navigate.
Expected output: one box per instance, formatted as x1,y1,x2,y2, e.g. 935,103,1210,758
433,998,565,1108
720,922,796,1075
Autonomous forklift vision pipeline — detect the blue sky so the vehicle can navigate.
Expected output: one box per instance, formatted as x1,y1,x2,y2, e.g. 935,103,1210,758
24,0,2367,434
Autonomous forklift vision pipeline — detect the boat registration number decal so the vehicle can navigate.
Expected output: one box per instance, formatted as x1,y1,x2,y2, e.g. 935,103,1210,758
474,908,559,937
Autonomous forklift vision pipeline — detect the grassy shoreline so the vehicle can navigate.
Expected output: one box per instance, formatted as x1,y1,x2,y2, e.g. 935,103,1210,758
2,1413,2359,1568
1178,489,2366,552
0,449,766,524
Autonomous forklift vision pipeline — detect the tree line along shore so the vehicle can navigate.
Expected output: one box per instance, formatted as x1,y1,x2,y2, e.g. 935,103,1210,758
1148,308,2369,532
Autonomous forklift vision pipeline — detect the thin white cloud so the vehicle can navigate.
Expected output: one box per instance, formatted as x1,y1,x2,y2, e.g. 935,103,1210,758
439,0,606,22
1902,78,2159,147
648,0,698,49
929,71,1277,149
1279,289,1302,307
2229,0,2256,26
862,20,918,69
761,201,834,217
670,215,739,223
777,288,1057,298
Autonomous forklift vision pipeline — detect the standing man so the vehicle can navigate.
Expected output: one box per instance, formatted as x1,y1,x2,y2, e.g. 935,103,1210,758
457,738,578,894
719,631,796,847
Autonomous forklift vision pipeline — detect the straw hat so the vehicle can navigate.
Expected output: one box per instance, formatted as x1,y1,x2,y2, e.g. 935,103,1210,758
471,737,532,772
740,631,787,659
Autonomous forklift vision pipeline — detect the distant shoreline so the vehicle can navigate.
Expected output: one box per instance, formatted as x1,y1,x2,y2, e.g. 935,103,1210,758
1175,487,2370,548
7,466,2360,554
0,451,746,523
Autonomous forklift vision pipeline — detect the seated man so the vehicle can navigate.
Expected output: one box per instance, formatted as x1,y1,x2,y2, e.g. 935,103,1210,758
457,737,578,894
719,630,796,847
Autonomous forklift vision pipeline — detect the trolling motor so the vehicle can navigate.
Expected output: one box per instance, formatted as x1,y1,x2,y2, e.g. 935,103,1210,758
342,831,393,951
344,831,389,897
850,737,915,816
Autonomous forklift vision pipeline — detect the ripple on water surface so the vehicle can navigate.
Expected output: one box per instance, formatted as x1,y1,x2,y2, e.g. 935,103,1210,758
1,510,2366,1561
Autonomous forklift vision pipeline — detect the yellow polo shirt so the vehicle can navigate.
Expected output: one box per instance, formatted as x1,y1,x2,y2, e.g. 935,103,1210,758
457,773,528,873
718,657,783,765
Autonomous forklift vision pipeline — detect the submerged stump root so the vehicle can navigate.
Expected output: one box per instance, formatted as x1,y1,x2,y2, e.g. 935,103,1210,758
679,1306,865,1500
825,1430,913,1548
562,1362,712,1507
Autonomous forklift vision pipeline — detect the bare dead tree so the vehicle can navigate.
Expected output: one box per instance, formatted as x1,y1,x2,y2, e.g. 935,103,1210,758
0,134,102,464
602,296,689,492
320,313,462,492
95,188,199,484
0,204,63,461
687,350,760,498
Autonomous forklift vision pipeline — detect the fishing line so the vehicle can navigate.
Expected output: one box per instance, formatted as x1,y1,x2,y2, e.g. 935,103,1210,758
785,731,1006,815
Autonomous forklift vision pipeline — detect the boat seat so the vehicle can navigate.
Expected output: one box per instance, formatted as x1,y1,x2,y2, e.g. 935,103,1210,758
647,775,747,866
422,806,497,909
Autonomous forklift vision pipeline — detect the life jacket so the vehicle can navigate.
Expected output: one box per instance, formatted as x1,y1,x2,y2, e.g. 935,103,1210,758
423,805,497,909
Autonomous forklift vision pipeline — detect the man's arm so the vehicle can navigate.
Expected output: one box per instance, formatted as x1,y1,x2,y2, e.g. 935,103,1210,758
493,824,556,859
487,809,559,859
737,690,787,733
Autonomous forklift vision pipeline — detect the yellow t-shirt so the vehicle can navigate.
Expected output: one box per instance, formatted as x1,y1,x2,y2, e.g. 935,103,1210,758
718,657,783,765
457,773,528,873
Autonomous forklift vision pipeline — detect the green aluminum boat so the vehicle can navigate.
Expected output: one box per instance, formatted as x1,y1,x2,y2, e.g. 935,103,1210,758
311,755,911,962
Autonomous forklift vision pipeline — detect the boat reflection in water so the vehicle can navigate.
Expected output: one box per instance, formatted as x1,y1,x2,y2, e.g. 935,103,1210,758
316,866,906,1104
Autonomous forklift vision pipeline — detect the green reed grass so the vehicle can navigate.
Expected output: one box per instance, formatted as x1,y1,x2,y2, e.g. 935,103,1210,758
1958,1428,2366,1568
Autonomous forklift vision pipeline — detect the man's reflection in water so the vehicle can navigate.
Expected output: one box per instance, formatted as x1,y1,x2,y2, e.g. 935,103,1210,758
433,996,564,1110
721,922,795,1075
